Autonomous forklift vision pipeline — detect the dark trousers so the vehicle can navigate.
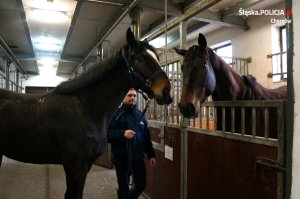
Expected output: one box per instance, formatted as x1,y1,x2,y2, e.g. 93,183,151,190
113,156,146,199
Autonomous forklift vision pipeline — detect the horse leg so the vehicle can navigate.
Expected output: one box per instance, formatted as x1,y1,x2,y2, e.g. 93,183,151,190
63,162,92,199
0,155,2,167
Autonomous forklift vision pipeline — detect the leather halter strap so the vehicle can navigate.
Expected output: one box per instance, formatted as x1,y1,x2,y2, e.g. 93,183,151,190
122,48,165,88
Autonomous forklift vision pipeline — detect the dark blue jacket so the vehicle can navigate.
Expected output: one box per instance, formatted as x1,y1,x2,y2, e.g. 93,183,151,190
107,104,155,159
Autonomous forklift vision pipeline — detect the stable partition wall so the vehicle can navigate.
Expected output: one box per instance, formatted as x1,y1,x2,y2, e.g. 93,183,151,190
144,126,181,199
145,100,285,199
186,129,278,199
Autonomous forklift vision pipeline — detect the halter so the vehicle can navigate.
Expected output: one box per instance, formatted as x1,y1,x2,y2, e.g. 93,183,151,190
122,48,165,89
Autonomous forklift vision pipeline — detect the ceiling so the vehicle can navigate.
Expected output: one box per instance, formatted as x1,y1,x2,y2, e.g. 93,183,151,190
0,0,283,78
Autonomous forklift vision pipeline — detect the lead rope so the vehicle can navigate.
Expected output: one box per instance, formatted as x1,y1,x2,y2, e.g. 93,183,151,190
127,93,151,190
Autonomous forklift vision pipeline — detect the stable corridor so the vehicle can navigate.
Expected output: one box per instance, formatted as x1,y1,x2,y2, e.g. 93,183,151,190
0,157,145,199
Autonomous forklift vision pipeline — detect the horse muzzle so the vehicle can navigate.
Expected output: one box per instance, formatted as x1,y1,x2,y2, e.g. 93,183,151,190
155,88,173,105
178,102,198,118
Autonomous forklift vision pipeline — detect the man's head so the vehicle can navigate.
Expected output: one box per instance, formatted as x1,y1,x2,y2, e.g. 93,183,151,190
123,88,137,106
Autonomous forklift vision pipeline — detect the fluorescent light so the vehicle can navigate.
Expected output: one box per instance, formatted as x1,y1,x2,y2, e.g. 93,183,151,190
35,42,60,51
30,9,69,23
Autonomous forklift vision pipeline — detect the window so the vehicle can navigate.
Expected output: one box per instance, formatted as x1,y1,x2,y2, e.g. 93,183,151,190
212,43,232,57
268,26,287,82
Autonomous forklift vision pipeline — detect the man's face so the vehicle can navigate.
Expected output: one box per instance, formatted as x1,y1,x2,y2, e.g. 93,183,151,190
123,89,137,106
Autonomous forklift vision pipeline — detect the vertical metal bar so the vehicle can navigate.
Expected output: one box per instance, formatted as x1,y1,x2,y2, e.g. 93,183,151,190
214,107,217,130
199,106,203,129
177,61,180,124
241,107,245,135
231,107,235,133
264,108,269,139
97,44,103,62
16,70,19,92
206,106,209,130
5,58,11,90
171,63,175,124
154,101,157,120
179,19,187,199
252,108,256,136
130,6,141,40
280,52,283,80
277,102,284,199
222,107,225,132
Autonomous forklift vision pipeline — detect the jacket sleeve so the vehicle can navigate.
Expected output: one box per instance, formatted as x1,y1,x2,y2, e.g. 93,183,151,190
144,119,156,159
107,116,125,143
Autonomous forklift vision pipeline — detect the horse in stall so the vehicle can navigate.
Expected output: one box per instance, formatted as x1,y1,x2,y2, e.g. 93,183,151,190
175,33,286,138
0,28,172,199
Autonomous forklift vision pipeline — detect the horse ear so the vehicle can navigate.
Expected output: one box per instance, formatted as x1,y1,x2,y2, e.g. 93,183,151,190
198,33,207,48
174,47,186,56
127,28,138,48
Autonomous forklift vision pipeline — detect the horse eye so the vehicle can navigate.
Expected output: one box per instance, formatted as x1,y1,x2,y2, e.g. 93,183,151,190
137,57,143,62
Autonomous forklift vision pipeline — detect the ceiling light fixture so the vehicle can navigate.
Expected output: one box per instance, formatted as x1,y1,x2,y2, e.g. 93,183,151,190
30,9,69,23
35,42,61,51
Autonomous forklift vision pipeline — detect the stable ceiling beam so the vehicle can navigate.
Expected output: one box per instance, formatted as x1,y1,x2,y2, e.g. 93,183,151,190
61,0,84,58
193,10,249,30
143,0,221,41
222,0,264,16
72,0,140,75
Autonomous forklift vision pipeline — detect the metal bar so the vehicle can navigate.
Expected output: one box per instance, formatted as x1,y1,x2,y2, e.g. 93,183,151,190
267,51,286,58
171,63,175,124
264,108,269,138
73,0,140,75
206,106,209,130
241,107,245,135
252,108,256,136
214,107,217,130
222,107,225,132
83,0,124,6
0,37,26,75
176,62,180,124
231,107,235,133
277,98,285,199
5,58,11,90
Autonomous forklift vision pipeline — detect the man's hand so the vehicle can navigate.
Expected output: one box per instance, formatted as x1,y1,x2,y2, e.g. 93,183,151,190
124,130,135,139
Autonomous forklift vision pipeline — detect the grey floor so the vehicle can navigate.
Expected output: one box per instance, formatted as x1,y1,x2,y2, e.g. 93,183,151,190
0,156,146,199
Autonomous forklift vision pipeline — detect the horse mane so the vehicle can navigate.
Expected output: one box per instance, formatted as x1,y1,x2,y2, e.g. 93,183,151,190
54,49,122,94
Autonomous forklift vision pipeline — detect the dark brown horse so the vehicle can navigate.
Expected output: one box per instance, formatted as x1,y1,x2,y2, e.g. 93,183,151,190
175,33,286,137
0,28,172,199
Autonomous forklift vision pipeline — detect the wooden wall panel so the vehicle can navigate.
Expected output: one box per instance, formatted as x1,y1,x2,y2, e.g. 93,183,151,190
187,132,278,199
144,127,181,199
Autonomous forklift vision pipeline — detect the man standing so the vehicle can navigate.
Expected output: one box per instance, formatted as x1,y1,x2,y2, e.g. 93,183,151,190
108,88,156,199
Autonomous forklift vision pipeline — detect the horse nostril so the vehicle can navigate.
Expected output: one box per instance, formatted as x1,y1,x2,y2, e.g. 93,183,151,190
163,88,173,104
187,103,198,118
187,103,196,114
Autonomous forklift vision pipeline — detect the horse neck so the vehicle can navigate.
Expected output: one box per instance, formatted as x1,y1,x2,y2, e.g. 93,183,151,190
207,49,244,101
78,59,130,121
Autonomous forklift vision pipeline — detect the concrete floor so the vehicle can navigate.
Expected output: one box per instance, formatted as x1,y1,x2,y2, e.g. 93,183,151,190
0,156,146,199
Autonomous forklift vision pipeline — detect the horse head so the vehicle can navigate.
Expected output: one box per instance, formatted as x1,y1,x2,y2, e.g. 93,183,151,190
174,33,216,118
124,28,172,105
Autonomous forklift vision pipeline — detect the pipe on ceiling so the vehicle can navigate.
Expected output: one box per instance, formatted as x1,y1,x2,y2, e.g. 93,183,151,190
83,0,124,6
0,36,27,76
